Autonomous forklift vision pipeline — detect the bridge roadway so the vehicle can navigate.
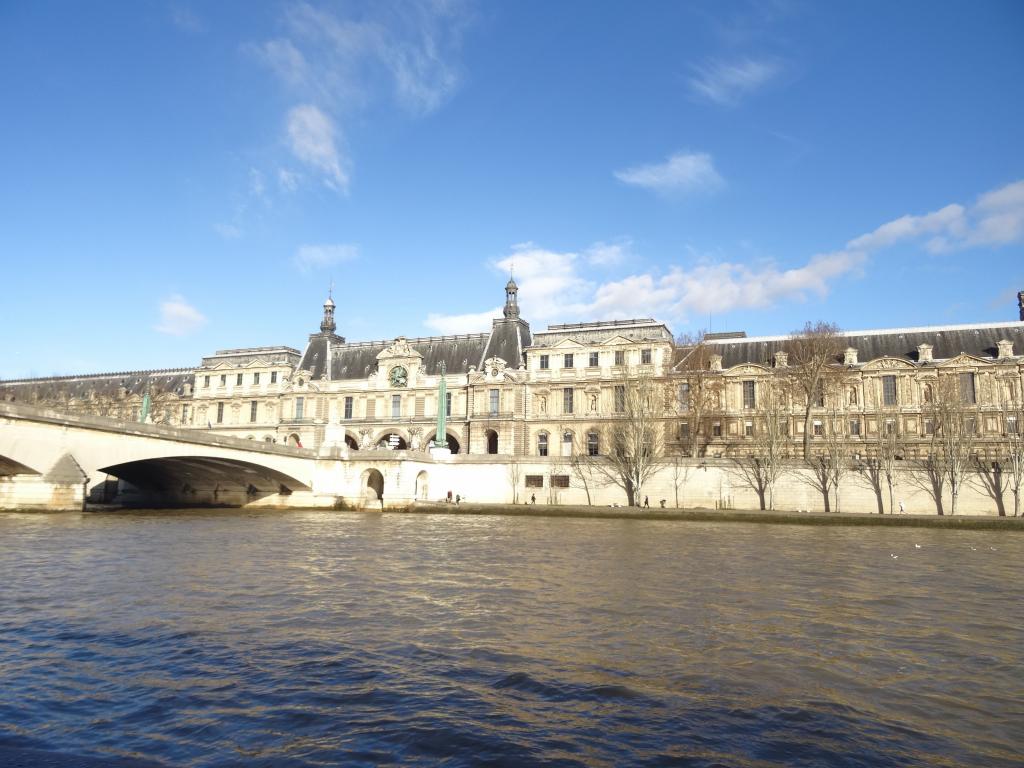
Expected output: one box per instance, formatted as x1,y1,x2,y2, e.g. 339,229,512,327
0,402,316,509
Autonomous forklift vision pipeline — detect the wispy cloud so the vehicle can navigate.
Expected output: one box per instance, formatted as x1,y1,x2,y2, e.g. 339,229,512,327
425,307,501,335
585,240,632,266
155,295,207,336
614,151,724,193
848,179,1024,254
689,57,781,106
424,181,1024,334
213,222,242,240
286,105,348,191
252,1,473,192
293,243,359,272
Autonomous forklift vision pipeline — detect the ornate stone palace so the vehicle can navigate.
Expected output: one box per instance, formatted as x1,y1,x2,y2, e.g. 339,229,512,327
3,283,1024,466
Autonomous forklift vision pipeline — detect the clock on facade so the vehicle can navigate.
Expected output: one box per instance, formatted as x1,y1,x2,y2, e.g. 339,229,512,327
389,366,408,388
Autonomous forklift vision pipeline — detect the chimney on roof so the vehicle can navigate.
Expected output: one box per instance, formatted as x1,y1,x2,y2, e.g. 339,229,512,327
774,351,788,368
843,347,858,366
997,339,1014,359
918,343,933,363
709,354,723,371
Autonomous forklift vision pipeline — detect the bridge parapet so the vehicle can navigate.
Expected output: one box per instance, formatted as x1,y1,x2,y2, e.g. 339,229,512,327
0,402,315,458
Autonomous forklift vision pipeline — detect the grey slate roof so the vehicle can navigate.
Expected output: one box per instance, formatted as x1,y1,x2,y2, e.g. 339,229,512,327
710,322,1024,368
0,369,195,402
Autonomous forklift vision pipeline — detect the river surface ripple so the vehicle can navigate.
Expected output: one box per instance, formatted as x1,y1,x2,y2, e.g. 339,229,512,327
0,511,1022,767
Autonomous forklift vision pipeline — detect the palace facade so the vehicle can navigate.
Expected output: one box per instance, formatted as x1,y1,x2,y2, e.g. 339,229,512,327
3,283,1024,468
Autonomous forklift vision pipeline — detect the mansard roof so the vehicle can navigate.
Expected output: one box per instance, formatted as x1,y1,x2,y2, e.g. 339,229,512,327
532,318,673,346
0,368,195,401
296,318,532,381
709,321,1024,368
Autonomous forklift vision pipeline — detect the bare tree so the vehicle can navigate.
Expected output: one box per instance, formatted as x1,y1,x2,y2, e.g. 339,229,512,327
785,321,845,459
507,461,522,504
997,395,1024,517
673,331,724,458
591,371,666,506
568,433,604,505
910,376,978,515
667,451,691,508
972,456,1007,516
729,375,791,510
856,416,903,514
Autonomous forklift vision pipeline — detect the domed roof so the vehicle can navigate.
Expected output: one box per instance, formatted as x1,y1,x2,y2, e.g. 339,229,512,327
506,277,518,291
324,295,336,308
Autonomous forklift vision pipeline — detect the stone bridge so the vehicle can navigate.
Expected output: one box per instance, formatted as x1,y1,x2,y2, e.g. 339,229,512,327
0,402,316,510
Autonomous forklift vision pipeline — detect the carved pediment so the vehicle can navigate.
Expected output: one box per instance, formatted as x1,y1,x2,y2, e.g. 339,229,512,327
376,337,423,361
551,338,585,349
723,363,770,376
600,335,636,346
937,353,992,368
861,357,915,370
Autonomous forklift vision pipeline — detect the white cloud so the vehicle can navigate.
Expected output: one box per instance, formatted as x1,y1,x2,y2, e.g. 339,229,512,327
248,167,266,199
425,307,501,335
846,179,1024,254
213,222,242,240
689,57,780,106
293,243,359,272
423,180,1024,333
155,295,207,336
614,152,723,192
585,240,632,266
286,104,348,191
278,168,300,192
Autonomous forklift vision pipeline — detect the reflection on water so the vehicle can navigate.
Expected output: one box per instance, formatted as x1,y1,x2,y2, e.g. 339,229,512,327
0,510,1022,767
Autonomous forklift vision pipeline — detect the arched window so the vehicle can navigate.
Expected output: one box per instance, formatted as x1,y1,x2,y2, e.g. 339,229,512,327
486,429,498,454
587,432,599,456
562,431,573,457
538,433,548,457
923,383,933,404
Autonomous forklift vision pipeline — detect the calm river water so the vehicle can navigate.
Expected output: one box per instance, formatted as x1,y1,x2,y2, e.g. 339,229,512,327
0,510,1022,767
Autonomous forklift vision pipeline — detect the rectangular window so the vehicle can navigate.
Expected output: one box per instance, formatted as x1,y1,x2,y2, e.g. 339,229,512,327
445,391,452,417
587,432,599,456
538,433,548,457
250,401,258,422
181,404,189,423
551,475,570,488
204,375,210,388
965,417,977,435
563,388,574,414
712,422,722,437
614,350,625,366
344,396,353,419
539,354,549,370
745,421,754,436
489,388,500,416
1008,416,1019,434
924,418,935,435
679,422,690,440
253,372,260,385
391,394,401,418
271,371,278,384
526,475,544,488
237,373,243,386
678,382,690,411
813,420,824,436
216,402,224,424
589,352,599,367
959,372,977,405
614,385,625,413
850,419,861,436
295,397,304,419
885,418,896,436
564,353,574,369
220,374,227,387
742,380,756,409
882,375,897,406
641,348,652,365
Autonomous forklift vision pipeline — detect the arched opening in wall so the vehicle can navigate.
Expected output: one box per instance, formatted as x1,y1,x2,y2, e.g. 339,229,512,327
562,431,574,457
415,470,429,500
344,434,359,450
287,433,302,448
485,429,498,455
361,468,385,502
263,435,274,443
427,432,460,454
377,433,408,450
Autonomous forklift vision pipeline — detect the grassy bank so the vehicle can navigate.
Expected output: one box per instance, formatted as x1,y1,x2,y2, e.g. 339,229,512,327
402,502,1024,530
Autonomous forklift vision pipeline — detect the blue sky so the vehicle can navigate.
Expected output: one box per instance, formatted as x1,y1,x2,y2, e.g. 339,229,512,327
1,0,1022,379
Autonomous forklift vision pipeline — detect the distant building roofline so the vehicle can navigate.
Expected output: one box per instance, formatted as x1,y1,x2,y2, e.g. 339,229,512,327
709,320,1024,345
0,368,194,385
209,346,301,356
544,318,659,332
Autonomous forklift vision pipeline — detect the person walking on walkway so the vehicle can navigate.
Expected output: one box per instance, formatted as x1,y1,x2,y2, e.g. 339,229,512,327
530,493,536,504
643,496,649,508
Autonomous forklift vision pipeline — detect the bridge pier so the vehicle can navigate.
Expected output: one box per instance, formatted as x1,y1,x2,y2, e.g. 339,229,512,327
0,474,86,511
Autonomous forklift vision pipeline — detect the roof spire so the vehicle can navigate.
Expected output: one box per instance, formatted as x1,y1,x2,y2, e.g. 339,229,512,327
320,287,336,334
503,271,520,320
